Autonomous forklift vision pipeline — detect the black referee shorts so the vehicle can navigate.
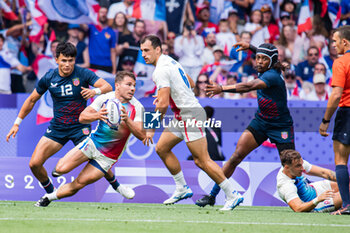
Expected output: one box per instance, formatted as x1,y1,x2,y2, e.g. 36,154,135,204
332,107,350,145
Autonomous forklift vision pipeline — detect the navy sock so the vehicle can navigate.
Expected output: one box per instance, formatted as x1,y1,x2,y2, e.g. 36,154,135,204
210,183,221,197
41,179,54,194
335,165,350,207
106,175,120,190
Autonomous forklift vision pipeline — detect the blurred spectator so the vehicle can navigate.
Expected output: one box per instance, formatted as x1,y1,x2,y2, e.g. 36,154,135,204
216,19,236,56
295,46,319,83
193,73,209,98
303,74,329,101
174,21,204,83
223,73,240,99
161,43,169,55
87,7,117,73
116,19,145,71
195,3,218,38
261,4,279,44
277,25,296,61
226,8,244,36
0,34,31,94
299,81,314,100
112,12,131,39
67,24,89,68
120,55,135,72
252,0,274,12
279,11,294,29
201,32,216,66
244,10,269,47
280,0,296,16
314,63,327,76
284,69,300,100
229,31,252,73
340,0,350,26
107,0,134,27
49,22,69,42
321,40,338,80
144,19,168,42
165,31,178,61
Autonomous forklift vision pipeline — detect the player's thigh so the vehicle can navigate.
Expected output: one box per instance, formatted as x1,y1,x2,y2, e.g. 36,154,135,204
56,147,89,174
235,130,260,156
30,136,63,165
156,128,183,153
74,163,105,187
186,137,211,161
333,140,350,165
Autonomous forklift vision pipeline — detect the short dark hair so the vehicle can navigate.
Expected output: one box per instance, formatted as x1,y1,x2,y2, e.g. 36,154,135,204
280,149,301,167
115,71,136,83
307,46,319,55
0,34,5,42
335,25,350,42
55,42,77,58
140,34,162,52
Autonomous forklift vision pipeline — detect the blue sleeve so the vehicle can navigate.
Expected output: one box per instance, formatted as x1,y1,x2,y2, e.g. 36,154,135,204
81,68,99,86
35,73,49,95
259,70,280,88
341,1,349,14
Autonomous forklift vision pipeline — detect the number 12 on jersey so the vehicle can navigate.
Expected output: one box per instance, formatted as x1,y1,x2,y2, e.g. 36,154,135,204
61,84,73,96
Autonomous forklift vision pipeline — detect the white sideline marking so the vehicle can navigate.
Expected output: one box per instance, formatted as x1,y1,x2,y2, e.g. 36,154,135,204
0,218,349,227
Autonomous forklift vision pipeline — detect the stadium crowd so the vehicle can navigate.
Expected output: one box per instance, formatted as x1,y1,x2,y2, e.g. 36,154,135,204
0,0,349,101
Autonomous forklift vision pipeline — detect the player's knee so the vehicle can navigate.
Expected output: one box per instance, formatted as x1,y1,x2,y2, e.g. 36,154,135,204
55,162,68,175
228,151,244,165
155,145,168,156
29,160,42,171
193,157,207,170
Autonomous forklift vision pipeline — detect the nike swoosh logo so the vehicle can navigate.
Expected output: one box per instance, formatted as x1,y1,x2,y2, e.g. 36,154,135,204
46,129,52,133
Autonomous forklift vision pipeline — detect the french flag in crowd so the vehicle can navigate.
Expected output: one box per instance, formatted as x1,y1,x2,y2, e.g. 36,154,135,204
327,0,341,28
133,49,156,99
132,0,166,21
25,0,47,43
37,0,100,24
297,0,313,35
0,0,18,20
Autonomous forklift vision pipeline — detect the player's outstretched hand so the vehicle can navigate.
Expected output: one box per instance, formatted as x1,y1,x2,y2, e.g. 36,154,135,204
6,125,19,142
233,41,250,52
205,80,222,98
319,122,329,137
152,95,159,105
143,130,155,146
80,87,95,100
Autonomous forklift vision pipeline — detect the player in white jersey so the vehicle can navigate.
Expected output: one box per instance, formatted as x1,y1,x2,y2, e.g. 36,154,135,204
140,35,243,211
35,71,145,207
277,149,343,212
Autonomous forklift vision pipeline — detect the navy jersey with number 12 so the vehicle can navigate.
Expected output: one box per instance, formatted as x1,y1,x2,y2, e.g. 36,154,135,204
36,65,99,128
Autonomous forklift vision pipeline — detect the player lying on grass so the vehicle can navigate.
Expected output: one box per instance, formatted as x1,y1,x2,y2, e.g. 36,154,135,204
35,71,145,207
277,149,342,213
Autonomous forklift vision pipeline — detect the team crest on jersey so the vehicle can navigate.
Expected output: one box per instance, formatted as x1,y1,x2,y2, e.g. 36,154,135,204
105,32,111,39
281,131,288,139
72,78,80,86
82,128,90,135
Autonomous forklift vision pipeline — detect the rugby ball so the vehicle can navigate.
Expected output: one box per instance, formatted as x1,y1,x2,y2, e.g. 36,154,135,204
105,99,122,130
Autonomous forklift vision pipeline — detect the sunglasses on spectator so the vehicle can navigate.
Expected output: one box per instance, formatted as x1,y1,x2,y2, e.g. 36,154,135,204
308,53,318,57
197,81,208,84
285,75,295,79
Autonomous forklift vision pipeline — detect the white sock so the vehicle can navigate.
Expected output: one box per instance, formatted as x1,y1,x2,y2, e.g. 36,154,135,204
219,179,235,199
45,189,59,201
173,171,187,189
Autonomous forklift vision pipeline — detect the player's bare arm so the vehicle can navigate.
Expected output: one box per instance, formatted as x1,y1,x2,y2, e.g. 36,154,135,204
120,106,146,141
143,87,171,146
186,74,195,89
307,165,337,182
205,79,267,98
6,89,42,142
80,78,112,100
288,190,335,212
79,106,108,124
319,86,343,137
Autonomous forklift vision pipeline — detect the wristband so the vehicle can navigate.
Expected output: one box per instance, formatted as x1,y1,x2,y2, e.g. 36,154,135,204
322,118,330,124
222,88,237,93
312,198,319,206
93,88,102,95
14,117,22,126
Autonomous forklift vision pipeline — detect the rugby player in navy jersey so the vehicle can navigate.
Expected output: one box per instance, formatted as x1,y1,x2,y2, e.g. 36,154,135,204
6,42,130,202
196,42,296,207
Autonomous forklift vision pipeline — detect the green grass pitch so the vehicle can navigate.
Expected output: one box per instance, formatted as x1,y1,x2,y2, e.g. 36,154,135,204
0,201,349,233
